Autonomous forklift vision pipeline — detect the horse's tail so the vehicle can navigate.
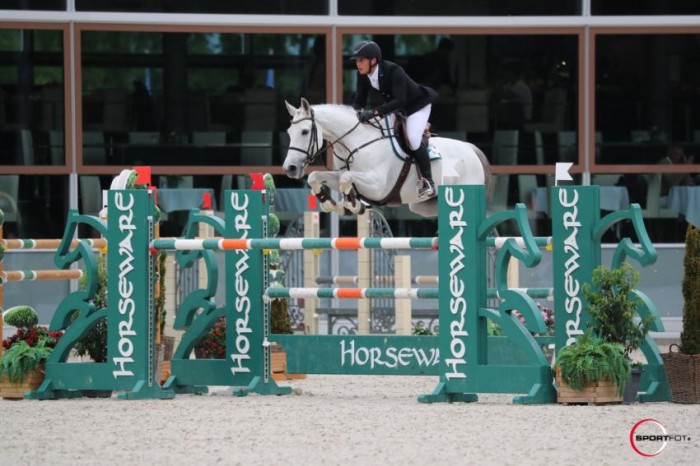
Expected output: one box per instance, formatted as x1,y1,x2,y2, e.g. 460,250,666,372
469,143,492,197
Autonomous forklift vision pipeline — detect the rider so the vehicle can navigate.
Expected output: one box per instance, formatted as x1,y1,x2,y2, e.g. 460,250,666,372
350,40,439,199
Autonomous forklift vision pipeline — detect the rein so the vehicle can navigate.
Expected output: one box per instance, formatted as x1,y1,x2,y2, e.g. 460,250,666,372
289,109,392,170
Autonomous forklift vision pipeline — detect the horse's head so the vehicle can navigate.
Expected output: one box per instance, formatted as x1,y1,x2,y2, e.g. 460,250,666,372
283,98,324,179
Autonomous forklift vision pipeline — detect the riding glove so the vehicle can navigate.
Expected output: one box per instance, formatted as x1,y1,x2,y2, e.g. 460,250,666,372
358,109,375,123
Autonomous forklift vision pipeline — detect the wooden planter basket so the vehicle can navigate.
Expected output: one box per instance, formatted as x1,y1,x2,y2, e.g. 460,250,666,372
0,365,45,400
555,366,622,405
661,344,700,404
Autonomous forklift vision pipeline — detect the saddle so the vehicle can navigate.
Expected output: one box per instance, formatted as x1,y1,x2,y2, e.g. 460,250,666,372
392,111,432,155
367,112,431,206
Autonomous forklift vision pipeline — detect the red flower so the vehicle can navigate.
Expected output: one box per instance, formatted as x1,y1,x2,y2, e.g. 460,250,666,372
1,325,63,351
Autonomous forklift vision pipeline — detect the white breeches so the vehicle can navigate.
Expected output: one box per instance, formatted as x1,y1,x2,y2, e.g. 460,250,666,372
405,104,432,150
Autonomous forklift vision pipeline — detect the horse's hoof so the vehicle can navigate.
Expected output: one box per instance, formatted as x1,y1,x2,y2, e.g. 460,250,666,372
343,200,365,215
320,201,336,213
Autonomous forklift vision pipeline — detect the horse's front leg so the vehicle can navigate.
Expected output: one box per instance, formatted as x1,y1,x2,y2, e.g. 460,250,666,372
307,171,345,214
338,171,381,215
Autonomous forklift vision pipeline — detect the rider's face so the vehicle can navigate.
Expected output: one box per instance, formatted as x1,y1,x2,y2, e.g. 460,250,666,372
355,57,374,75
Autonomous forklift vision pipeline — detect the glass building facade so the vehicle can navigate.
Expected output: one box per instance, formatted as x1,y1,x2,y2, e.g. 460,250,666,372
0,2,698,240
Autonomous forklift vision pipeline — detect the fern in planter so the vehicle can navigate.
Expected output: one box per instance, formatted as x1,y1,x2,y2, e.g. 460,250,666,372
554,332,630,396
0,341,52,383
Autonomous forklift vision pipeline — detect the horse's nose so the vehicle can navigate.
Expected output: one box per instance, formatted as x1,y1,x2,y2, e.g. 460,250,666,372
285,164,298,178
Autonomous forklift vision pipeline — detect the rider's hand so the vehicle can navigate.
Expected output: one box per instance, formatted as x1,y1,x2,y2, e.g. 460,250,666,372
358,109,375,123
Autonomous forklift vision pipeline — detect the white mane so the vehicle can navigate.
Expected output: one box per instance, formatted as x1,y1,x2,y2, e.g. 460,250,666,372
310,104,392,140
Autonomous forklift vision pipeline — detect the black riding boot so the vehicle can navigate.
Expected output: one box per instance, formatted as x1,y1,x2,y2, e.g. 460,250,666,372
411,144,436,198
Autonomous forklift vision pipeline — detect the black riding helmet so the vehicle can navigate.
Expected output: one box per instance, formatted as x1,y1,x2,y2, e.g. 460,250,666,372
350,40,382,61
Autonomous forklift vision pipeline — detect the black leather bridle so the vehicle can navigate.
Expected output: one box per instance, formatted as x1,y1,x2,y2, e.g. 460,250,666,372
287,108,326,167
288,108,391,170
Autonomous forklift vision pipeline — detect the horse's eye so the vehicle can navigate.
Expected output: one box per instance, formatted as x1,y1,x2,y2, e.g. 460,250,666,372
302,129,309,136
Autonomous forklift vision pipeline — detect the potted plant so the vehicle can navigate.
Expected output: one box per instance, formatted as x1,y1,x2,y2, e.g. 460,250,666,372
195,316,226,359
583,262,654,403
554,332,630,404
0,306,63,399
662,225,700,403
155,250,174,384
74,254,108,364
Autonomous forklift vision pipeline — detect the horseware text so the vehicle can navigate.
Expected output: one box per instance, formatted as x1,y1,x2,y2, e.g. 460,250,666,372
230,192,253,375
340,340,439,369
445,187,468,380
558,188,584,346
113,192,137,378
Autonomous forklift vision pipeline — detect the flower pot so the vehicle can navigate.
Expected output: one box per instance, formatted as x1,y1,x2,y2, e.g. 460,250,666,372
555,367,622,405
270,348,287,382
161,336,175,361
269,347,307,381
623,367,643,404
0,364,44,400
661,344,700,404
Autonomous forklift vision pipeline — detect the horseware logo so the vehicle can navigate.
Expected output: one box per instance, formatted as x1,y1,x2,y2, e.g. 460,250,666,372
444,187,468,380
558,188,584,346
113,192,137,378
340,339,439,369
230,192,253,375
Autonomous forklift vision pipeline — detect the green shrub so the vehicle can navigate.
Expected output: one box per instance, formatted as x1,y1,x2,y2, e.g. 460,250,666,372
583,263,653,360
4,306,39,329
73,254,108,362
682,225,700,354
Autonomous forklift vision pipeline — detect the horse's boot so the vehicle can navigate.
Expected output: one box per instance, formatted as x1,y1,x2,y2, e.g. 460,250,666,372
411,144,436,199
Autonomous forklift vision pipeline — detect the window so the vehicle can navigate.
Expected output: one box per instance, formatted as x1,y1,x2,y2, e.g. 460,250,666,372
339,1,579,16
595,33,700,165
75,0,327,14
0,28,64,166
343,33,578,166
80,30,326,167
592,1,700,15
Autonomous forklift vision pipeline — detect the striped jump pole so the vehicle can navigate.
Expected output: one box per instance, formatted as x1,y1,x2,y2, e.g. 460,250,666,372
1,269,83,283
151,236,437,251
267,286,553,301
315,275,431,285
1,238,107,250
487,236,552,249
266,287,439,300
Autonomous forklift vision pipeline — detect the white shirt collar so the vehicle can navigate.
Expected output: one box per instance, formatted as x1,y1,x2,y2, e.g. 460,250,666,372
368,64,380,90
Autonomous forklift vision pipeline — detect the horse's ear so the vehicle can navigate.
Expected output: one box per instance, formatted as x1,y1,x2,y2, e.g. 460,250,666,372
300,97,311,112
285,100,298,117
